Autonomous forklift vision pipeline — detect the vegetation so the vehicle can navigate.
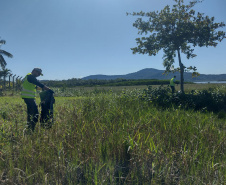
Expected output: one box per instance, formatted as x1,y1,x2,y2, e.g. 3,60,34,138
142,85,226,113
0,84,225,184
42,78,183,88
0,39,14,89
0,39,13,70
1,0,225,183
128,0,226,93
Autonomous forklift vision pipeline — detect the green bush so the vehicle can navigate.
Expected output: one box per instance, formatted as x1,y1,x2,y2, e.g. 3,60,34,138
141,86,226,113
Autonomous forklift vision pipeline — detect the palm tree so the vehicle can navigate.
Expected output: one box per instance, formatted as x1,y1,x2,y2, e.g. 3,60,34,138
0,68,11,89
0,39,13,69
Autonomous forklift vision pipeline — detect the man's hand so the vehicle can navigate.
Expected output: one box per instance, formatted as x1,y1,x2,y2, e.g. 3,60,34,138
43,86,50,91
43,86,54,93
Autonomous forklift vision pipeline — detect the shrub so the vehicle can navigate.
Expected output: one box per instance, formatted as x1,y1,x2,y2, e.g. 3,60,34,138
141,85,226,113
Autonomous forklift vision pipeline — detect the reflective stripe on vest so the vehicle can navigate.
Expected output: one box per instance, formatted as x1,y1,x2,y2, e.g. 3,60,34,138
21,93,35,98
21,89,36,97
21,73,36,98
170,78,175,86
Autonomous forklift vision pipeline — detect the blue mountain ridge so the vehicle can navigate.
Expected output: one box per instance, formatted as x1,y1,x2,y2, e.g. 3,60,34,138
82,68,226,82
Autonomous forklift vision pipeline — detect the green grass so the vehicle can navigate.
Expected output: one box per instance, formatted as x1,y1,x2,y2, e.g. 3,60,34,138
0,86,225,184
49,83,226,96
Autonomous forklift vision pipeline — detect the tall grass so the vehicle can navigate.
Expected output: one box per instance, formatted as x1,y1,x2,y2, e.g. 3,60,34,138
0,88,225,184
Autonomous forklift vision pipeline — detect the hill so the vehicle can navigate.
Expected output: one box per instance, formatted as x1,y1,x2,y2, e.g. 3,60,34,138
82,68,226,82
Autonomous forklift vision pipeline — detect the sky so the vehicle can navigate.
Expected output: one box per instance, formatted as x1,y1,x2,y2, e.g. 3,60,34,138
0,0,226,80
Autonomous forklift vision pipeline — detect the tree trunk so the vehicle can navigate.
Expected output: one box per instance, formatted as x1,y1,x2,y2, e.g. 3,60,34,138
177,49,184,93
3,75,6,90
8,75,11,89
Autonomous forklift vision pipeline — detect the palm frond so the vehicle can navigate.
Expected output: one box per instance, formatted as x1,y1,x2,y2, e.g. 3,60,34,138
0,69,11,77
0,71,4,77
0,55,7,69
0,40,6,46
0,49,13,58
2,68,11,75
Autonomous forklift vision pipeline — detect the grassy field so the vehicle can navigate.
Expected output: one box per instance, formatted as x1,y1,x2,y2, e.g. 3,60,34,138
0,84,225,184
51,83,226,94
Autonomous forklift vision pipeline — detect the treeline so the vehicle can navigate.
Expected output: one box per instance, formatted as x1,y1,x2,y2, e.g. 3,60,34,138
42,78,184,87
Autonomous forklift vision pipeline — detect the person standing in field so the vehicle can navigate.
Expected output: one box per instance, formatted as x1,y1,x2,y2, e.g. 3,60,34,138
21,68,50,132
170,75,176,94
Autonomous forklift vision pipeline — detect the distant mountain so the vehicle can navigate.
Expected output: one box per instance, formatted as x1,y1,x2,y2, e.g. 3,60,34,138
82,68,226,82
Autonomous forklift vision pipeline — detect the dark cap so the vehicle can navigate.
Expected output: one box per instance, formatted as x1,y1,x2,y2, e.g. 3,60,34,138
33,68,43,76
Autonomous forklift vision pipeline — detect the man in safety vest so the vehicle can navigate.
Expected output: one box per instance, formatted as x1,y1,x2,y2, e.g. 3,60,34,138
170,76,176,94
21,68,50,132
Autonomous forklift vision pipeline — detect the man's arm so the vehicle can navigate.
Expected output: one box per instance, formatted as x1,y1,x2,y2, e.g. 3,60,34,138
27,75,50,90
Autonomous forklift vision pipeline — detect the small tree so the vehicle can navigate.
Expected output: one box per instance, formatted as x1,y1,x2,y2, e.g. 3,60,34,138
128,0,225,93
0,39,13,69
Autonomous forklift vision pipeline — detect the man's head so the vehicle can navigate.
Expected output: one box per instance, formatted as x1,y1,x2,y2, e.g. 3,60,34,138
174,75,176,78
32,68,43,77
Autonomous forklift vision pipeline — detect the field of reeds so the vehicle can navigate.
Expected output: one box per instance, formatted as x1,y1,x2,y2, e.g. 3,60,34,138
0,84,225,184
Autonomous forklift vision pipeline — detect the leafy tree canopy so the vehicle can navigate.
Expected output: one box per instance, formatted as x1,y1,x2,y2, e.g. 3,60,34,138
128,0,226,92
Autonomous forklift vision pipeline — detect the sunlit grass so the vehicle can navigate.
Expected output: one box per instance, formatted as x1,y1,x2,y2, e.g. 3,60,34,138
0,86,225,184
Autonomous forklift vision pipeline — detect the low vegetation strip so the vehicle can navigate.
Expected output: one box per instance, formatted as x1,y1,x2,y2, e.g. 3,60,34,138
42,78,183,88
0,86,225,184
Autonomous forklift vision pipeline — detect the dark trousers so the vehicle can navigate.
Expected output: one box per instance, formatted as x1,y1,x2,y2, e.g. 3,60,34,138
170,86,175,94
23,98,39,132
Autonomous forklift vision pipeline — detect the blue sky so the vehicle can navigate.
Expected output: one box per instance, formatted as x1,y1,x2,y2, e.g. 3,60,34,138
1,0,226,80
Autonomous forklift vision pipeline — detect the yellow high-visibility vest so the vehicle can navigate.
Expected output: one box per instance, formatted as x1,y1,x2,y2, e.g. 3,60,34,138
170,77,175,86
21,73,36,98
